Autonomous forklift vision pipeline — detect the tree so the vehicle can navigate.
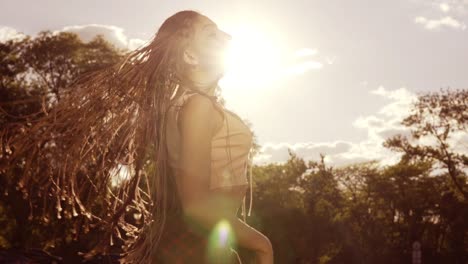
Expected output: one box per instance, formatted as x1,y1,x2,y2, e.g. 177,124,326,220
383,88,468,201
0,30,125,262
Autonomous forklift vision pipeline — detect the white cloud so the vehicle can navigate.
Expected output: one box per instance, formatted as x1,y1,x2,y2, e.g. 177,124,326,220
52,24,148,51
255,87,419,168
440,3,451,12
440,0,468,15
256,85,467,169
347,86,418,165
284,48,324,75
448,130,468,155
128,38,147,51
414,15,467,30
413,0,468,30
253,140,354,166
284,60,323,75
353,115,386,129
1,25,148,50
370,86,418,120
0,26,27,43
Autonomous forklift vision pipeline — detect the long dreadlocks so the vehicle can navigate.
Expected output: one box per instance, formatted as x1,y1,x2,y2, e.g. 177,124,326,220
0,10,212,263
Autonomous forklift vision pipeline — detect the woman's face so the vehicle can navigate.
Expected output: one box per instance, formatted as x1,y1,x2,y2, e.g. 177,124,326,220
185,15,232,72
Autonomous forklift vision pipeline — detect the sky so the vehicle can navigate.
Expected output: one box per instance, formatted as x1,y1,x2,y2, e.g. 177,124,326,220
1,0,467,168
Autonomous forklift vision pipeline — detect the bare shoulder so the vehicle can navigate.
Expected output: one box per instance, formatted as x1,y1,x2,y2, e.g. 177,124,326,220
178,93,219,136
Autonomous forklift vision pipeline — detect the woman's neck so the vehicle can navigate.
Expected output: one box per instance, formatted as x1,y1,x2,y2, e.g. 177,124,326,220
181,68,222,96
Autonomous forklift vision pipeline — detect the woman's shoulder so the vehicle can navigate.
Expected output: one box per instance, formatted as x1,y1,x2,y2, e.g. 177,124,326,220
172,88,225,117
171,87,219,107
169,87,226,133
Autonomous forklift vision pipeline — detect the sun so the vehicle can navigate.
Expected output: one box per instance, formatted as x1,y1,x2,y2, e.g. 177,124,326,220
219,22,322,93
219,23,287,91
215,20,324,110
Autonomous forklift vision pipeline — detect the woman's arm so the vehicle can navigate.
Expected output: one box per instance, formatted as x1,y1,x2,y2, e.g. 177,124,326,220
176,94,273,260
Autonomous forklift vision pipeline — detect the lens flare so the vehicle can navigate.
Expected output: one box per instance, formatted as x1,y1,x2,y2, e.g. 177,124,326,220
206,219,237,263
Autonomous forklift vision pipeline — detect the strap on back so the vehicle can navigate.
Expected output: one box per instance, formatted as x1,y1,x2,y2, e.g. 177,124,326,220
171,88,225,133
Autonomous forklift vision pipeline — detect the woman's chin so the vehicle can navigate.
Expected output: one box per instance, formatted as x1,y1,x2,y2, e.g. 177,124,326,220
205,62,227,75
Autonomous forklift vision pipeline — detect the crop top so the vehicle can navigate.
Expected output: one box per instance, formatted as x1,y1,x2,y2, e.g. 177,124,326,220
165,85,254,218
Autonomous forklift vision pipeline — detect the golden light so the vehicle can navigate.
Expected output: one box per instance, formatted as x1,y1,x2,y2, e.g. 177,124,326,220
219,22,323,92
220,23,288,91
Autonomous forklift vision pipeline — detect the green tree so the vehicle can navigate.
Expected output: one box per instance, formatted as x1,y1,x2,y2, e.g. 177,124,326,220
383,88,467,200
0,30,125,261
244,149,308,263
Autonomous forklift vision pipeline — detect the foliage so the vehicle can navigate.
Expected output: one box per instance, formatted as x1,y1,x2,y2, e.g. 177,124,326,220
383,88,467,200
0,30,126,262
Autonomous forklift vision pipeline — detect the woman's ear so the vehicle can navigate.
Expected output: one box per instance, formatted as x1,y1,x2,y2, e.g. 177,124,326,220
183,48,199,66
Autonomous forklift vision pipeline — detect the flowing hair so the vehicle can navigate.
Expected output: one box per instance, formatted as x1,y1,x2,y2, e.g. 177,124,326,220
0,9,208,263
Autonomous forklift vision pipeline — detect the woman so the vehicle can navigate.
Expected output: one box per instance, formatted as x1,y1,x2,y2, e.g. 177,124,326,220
1,10,272,264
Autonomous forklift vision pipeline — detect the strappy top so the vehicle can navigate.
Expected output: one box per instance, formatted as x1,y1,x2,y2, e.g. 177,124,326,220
165,85,254,218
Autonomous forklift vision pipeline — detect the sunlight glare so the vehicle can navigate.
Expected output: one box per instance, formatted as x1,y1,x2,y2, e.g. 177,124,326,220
220,23,322,92
221,24,287,90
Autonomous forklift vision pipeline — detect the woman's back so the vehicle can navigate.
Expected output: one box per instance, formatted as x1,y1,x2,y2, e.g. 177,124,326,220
158,86,254,263
165,86,253,191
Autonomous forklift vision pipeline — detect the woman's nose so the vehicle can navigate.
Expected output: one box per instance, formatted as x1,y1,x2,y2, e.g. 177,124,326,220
220,30,232,42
